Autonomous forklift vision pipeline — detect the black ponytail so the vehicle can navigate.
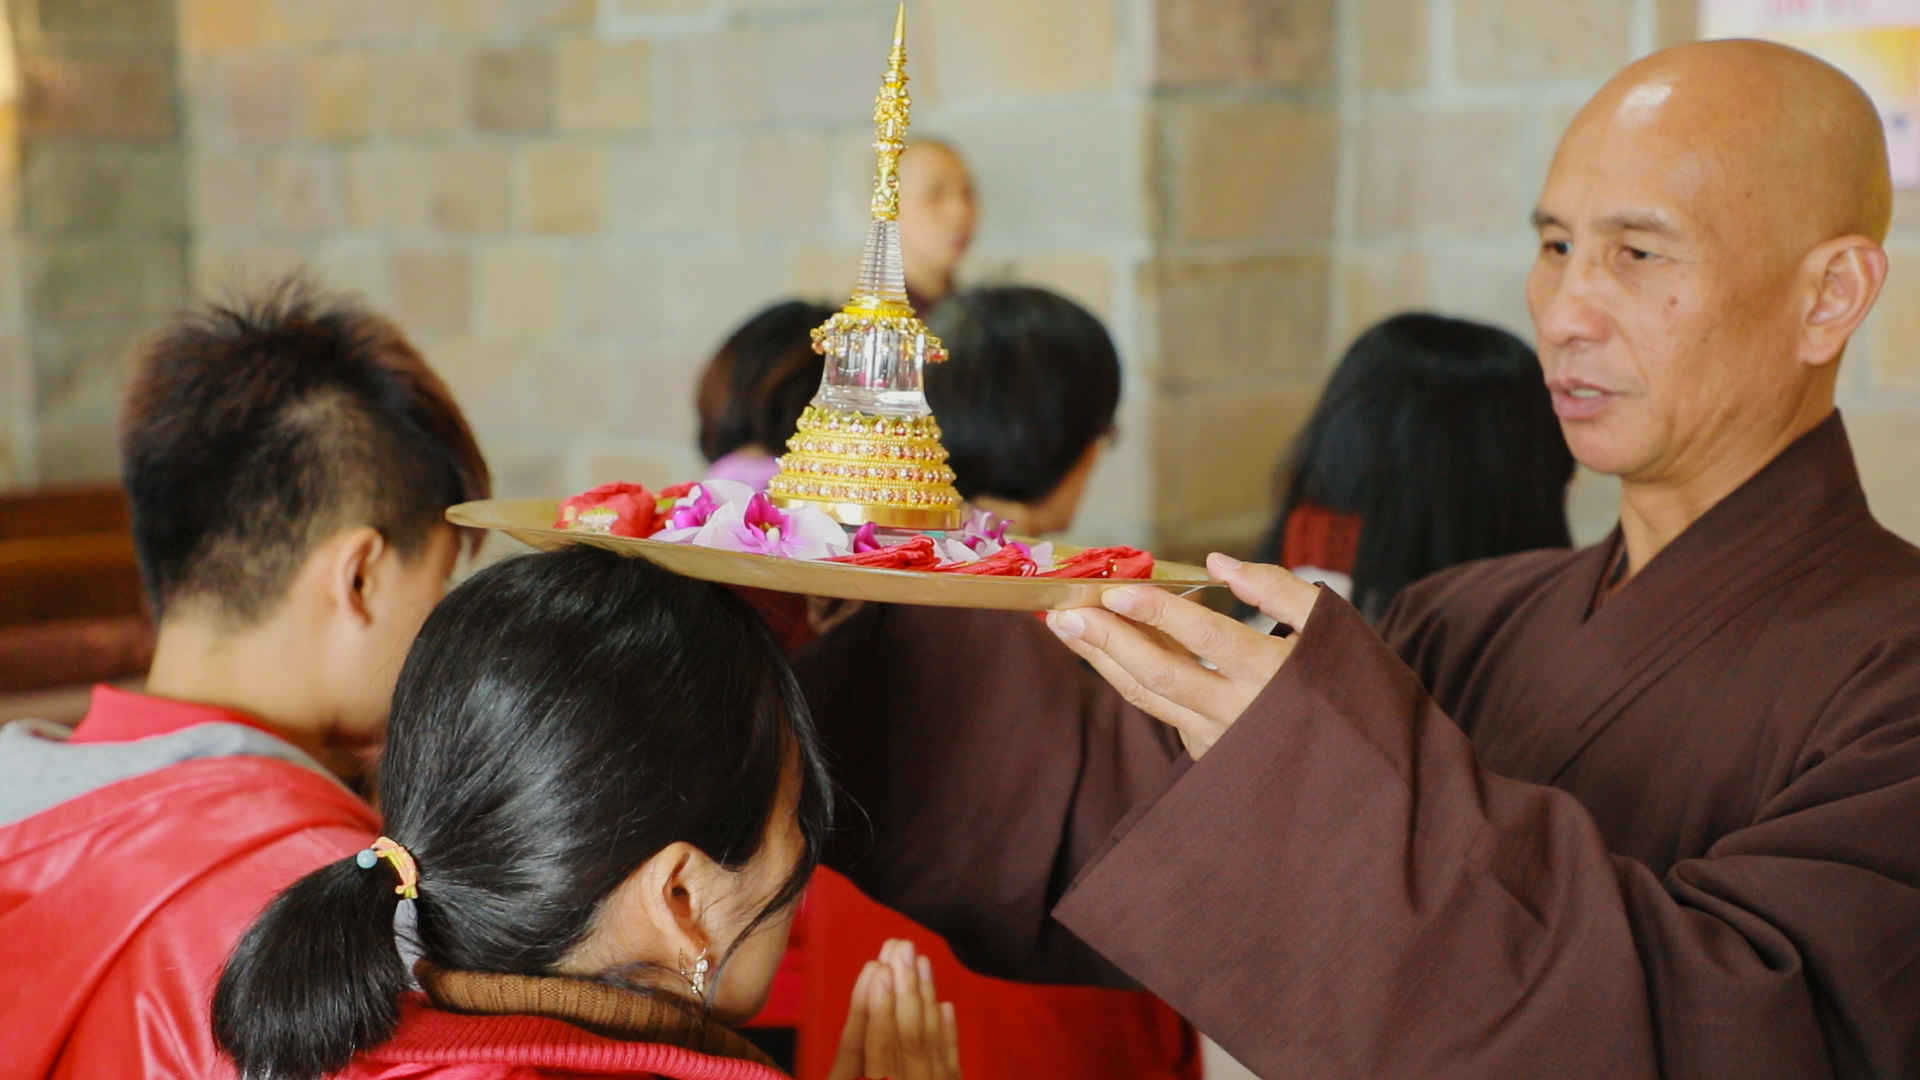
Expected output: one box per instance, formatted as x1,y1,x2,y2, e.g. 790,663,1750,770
213,853,411,1079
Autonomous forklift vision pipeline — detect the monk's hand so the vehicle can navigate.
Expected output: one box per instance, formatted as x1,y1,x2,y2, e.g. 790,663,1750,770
1047,554,1319,759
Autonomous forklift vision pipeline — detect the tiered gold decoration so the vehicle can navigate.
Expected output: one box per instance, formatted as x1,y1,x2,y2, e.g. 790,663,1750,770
767,3,965,531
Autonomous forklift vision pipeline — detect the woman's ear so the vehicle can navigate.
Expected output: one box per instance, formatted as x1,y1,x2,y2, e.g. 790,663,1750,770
559,841,729,983
1800,236,1888,369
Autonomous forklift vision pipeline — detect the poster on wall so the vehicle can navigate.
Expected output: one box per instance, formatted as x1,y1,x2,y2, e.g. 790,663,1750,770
1702,0,1920,186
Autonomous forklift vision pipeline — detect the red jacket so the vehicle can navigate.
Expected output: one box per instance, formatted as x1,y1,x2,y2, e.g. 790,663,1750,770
0,747,378,1079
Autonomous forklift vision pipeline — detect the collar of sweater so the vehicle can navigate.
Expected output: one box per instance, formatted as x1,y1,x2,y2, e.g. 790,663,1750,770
416,960,778,1069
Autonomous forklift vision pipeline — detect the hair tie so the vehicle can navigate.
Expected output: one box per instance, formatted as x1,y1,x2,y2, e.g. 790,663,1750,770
354,836,419,900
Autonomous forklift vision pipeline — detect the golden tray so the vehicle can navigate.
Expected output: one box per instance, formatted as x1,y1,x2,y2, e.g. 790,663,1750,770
448,499,1222,612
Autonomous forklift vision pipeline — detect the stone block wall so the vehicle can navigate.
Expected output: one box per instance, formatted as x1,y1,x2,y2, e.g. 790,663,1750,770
5,0,1917,556
3,0,189,485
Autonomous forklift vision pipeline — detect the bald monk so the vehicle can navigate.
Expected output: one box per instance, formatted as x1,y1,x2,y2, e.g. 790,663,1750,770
793,40,1920,1078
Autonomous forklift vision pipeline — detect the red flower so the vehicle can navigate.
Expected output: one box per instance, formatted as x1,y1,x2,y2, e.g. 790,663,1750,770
556,482,659,538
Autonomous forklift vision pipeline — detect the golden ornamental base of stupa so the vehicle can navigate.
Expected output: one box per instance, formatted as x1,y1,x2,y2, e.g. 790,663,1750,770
769,405,965,530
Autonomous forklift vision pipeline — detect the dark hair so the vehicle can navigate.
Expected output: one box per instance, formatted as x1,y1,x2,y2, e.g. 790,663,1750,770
119,275,490,623
212,547,833,1080
697,299,838,463
1260,312,1574,618
925,286,1121,504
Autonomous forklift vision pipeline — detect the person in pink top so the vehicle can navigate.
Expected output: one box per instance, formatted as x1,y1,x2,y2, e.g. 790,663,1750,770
212,546,960,1080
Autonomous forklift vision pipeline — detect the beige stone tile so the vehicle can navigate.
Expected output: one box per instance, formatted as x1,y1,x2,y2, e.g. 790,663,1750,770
28,241,184,324
1454,0,1633,83
1870,251,1920,389
922,0,1113,99
37,0,172,43
1354,0,1428,91
345,146,433,231
431,146,514,234
1354,106,1536,238
24,145,188,234
189,245,309,297
501,0,596,31
375,50,469,138
302,52,374,141
556,38,652,133
20,54,177,139
761,18,903,125
181,0,262,52
424,334,534,431
1845,409,1920,544
654,30,771,134
608,138,743,233
259,0,337,46
1339,249,1429,346
191,151,268,234
1139,255,1331,387
993,254,1117,324
472,45,554,133
1656,0,1700,49
613,0,710,12
259,150,349,233
737,133,830,235
472,243,582,339
1167,100,1337,242
390,250,473,336
1565,466,1620,547
219,56,305,142
1149,384,1317,526
1152,0,1332,89
523,142,609,235
784,247,861,300
933,104,1147,248
1422,242,1535,340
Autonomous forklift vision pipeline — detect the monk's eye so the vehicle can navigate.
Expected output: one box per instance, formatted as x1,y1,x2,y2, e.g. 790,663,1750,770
1540,239,1570,257
1624,246,1655,262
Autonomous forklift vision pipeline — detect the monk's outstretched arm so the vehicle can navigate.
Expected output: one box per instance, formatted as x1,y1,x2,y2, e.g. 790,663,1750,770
1052,590,1920,1079
792,602,1187,988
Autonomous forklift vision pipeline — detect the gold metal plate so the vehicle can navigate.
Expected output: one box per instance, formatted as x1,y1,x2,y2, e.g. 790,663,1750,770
448,499,1222,613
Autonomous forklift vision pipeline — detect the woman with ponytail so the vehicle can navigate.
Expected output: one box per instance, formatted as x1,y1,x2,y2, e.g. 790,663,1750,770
212,546,959,1080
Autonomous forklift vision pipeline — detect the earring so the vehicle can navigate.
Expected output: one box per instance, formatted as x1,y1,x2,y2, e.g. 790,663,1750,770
683,949,711,997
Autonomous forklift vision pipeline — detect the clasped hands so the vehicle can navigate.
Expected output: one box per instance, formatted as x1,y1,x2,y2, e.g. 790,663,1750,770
1047,554,1320,759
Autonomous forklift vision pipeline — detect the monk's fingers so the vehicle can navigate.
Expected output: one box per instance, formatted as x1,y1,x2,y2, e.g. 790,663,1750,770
1097,585,1289,686
1208,554,1321,631
1050,608,1235,752
825,963,877,1080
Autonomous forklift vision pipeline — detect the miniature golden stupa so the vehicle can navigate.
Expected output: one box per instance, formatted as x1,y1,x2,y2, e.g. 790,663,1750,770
767,3,966,531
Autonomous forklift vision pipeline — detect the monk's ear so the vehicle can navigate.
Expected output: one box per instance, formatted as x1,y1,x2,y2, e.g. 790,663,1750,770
1799,236,1888,369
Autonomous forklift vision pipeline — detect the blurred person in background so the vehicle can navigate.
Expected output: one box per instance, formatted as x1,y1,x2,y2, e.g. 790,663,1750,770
0,278,491,1078
899,140,978,314
1253,312,1575,622
696,300,837,492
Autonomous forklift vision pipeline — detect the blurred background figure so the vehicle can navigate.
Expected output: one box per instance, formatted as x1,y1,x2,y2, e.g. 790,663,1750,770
926,284,1120,535
697,299,837,491
1253,312,1575,623
898,139,978,314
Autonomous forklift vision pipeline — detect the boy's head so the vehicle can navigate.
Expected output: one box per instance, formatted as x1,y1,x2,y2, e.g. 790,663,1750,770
121,277,490,755
926,286,1120,534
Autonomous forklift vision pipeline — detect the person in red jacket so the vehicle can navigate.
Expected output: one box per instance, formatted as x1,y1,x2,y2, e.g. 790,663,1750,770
212,547,959,1080
0,277,491,1079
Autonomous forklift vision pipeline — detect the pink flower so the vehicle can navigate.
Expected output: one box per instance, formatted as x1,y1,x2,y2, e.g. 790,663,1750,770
692,493,851,559
652,479,757,542
851,522,881,553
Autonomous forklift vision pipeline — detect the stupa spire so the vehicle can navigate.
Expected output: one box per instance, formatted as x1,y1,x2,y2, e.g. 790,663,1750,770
767,2,966,531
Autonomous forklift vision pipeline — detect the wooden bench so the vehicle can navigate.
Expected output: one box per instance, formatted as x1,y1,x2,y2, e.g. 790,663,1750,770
0,486,153,696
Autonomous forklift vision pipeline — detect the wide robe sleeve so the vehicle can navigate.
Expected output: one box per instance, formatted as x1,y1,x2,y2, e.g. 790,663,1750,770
792,601,1187,988
1050,589,1920,1079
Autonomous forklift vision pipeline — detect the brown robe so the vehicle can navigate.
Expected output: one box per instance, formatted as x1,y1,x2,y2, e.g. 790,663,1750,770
794,412,1920,1079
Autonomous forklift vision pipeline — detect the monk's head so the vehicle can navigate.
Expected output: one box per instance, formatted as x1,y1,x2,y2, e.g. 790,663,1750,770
1527,39,1891,492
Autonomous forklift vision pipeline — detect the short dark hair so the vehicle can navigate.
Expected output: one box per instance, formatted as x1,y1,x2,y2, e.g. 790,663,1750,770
212,547,834,1080
1261,312,1575,618
925,286,1121,504
119,277,490,623
696,299,838,463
